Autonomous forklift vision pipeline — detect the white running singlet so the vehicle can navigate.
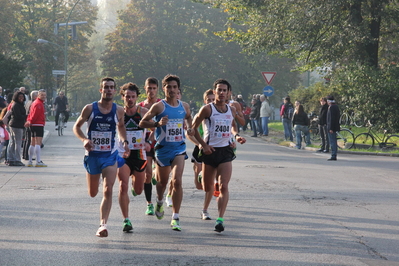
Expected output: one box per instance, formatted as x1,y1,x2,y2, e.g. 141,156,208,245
203,103,234,148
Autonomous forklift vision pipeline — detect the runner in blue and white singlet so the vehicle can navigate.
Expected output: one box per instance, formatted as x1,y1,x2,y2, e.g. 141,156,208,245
86,101,118,157
154,99,186,148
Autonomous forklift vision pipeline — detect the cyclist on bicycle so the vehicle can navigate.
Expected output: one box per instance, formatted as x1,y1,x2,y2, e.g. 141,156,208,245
53,91,69,130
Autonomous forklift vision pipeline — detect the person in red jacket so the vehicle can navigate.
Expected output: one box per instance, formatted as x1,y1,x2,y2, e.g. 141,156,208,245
24,89,47,167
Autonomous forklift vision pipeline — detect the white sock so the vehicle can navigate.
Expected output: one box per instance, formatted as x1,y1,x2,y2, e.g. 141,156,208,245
172,213,179,220
35,145,41,162
29,145,35,162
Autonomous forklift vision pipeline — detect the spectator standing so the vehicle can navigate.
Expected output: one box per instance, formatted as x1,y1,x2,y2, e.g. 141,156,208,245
22,90,38,160
7,91,26,166
326,95,340,161
317,97,329,153
19,87,30,104
280,97,294,141
25,90,47,167
292,104,311,149
260,95,272,136
53,91,69,130
249,98,260,137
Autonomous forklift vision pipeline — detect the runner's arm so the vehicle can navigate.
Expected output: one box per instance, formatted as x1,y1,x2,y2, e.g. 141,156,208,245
73,104,94,151
116,106,130,157
192,105,214,154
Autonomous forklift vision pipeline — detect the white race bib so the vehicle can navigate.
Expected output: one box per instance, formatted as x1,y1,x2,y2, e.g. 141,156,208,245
127,130,145,150
165,119,183,142
91,131,112,151
213,119,231,138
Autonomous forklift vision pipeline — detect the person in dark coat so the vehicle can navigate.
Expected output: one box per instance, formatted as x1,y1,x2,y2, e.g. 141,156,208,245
317,97,329,153
292,104,310,149
326,95,340,161
8,91,27,166
249,98,260,137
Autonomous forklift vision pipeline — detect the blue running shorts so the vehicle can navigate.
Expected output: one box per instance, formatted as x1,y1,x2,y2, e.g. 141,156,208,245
155,143,188,167
84,151,120,175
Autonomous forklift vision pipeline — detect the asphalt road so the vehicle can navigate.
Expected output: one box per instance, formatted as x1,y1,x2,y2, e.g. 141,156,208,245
1,124,399,266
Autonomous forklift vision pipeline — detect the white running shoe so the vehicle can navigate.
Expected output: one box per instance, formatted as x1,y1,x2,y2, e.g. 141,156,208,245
165,195,173,207
201,211,212,220
96,224,108,237
35,161,47,167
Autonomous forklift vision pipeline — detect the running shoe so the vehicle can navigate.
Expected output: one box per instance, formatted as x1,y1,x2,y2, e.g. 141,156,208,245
27,161,34,167
170,219,181,231
131,187,137,197
165,195,173,207
214,218,224,232
201,211,212,220
123,218,133,232
96,224,108,237
151,173,157,185
213,182,220,197
145,203,154,215
155,203,164,220
35,161,47,167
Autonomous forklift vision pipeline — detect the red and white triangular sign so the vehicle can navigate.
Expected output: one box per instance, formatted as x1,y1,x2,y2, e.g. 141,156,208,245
261,72,276,85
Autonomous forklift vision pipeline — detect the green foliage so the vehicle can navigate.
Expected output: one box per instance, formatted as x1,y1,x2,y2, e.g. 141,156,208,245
197,0,399,70
0,0,98,111
288,82,335,114
101,0,299,108
331,64,399,132
0,54,24,91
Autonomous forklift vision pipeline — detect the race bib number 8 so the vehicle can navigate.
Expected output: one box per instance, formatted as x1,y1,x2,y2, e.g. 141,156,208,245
166,119,183,142
91,131,112,151
127,130,145,150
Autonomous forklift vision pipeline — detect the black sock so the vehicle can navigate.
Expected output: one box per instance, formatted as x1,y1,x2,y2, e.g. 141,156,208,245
144,183,152,202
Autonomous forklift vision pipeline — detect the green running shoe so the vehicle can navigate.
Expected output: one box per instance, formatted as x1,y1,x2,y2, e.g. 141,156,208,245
145,203,154,215
170,219,181,231
123,218,133,232
214,218,224,232
155,203,164,220
131,187,137,197
151,173,157,185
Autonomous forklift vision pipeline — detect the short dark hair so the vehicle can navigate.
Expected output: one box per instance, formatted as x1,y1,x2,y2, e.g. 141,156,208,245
100,77,116,89
213,79,231,91
145,77,158,87
120,82,140,97
162,74,180,88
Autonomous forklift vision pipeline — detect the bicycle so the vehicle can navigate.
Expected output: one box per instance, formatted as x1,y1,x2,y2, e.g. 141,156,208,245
57,112,65,136
354,121,399,150
339,107,364,128
336,128,354,149
308,115,320,141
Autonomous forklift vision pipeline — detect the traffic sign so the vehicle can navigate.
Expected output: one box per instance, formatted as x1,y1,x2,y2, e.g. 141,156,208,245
263,86,274,97
261,71,276,84
52,70,66,75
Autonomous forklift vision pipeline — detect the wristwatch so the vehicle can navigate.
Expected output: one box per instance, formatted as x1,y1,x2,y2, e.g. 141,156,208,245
154,121,159,127
123,140,129,145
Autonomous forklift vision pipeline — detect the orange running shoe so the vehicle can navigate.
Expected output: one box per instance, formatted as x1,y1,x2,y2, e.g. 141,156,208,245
213,182,220,197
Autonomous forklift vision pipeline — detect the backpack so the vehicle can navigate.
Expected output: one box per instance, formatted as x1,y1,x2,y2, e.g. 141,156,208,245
284,103,294,119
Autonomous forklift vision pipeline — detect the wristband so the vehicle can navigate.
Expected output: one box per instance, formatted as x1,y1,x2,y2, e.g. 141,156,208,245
234,134,240,138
